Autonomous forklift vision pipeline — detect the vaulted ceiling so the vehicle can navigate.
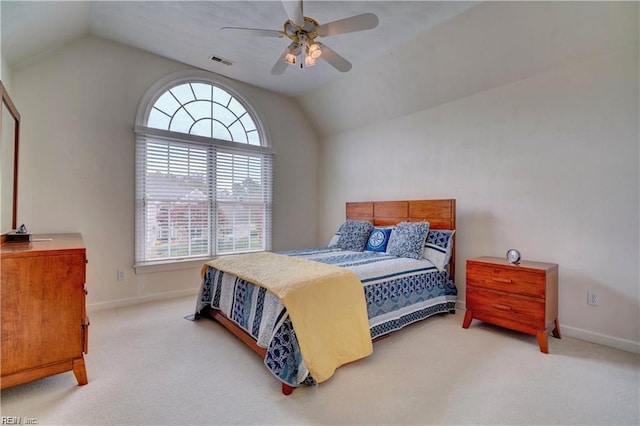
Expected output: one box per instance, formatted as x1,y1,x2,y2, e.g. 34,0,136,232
1,1,478,97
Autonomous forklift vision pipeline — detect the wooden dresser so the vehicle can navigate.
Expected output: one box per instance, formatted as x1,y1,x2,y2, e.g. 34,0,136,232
1,233,89,388
462,256,560,353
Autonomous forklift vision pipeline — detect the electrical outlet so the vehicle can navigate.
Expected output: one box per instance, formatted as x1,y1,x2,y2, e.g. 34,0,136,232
117,269,126,281
587,290,600,306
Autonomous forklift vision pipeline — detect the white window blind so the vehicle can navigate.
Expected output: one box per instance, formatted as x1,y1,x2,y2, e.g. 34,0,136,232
135,79,272,266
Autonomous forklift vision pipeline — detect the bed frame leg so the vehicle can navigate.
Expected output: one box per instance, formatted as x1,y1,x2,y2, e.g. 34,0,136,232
282,383,294,395
449,309,456,314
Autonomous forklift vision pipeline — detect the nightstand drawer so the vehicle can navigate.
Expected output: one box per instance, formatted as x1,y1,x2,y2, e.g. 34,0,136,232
466,287,545,327
467,262,545,298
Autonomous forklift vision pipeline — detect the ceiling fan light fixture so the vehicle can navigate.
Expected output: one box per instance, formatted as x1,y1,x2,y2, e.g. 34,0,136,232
304,55,317,67
307,43,322,59
288,42,301,56
285,53,297,65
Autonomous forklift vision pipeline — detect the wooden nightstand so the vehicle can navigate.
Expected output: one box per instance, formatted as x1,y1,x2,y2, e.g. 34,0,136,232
462,256,560,353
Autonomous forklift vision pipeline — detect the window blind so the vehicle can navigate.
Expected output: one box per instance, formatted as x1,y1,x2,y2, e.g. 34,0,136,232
135,133,273,265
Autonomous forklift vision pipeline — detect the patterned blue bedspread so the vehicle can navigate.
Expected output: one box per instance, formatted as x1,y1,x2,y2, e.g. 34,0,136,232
195,248,457,388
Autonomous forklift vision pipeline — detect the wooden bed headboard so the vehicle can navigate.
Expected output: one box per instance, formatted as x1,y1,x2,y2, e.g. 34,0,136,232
346,199,456,282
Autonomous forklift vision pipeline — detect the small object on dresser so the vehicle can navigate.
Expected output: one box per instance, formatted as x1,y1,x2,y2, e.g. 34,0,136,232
6,224,32,243
506,248,521,264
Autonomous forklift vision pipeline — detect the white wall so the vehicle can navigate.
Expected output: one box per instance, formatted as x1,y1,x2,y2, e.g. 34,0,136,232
1,55,11,90
12,35,319,309
309,2,639,352
0,3,3,83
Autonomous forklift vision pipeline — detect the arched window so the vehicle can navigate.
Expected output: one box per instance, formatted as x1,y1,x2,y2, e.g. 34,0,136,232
147,82,261,145
135,74,273,266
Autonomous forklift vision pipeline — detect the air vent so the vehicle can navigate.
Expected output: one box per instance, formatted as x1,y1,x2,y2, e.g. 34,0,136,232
209,55,233,66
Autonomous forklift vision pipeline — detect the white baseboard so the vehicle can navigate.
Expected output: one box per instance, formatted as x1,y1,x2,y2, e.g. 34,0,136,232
561,325,640,354
455,300,466,311
456,299,639,354
87,288,199,313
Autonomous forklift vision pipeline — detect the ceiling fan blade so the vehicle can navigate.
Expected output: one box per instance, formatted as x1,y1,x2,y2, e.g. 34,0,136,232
281,0,304,27
318,43,352,72
271,47,290,75
221,27,284,38
317,13,379,37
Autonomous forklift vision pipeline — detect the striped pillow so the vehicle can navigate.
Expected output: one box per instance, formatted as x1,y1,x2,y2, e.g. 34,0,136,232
422,229,455,271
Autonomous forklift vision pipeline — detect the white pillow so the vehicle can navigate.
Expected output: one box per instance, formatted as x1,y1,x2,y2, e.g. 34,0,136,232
327,232,340,247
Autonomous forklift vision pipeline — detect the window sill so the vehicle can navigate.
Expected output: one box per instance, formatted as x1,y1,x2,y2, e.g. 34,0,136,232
134,258,211,275
134,250,266,274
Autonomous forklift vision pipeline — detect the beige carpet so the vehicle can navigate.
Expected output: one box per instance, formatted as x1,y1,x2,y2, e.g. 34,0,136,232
1,295,638,425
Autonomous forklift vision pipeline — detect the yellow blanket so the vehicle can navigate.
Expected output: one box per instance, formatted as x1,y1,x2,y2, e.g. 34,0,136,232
203,252,373,383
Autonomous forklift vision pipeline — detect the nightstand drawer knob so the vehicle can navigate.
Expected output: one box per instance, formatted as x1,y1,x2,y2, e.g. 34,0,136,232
493,304,513,311
492,277,512,284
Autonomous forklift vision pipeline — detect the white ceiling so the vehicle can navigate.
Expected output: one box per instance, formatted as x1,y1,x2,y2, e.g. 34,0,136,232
1,1,478,97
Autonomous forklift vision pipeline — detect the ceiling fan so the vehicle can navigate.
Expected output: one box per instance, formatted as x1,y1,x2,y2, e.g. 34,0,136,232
221,0,379,75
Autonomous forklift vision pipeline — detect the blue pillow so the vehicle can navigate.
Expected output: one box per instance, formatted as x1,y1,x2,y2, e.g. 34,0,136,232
422,229,455,271
386,221,430,259
365,227,393,252
336,220,374,252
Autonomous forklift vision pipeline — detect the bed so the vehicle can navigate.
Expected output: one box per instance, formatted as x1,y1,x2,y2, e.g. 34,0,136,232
194,199,457,395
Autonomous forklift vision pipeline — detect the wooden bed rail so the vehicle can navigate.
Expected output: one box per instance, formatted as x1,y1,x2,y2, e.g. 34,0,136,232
203,307,294,395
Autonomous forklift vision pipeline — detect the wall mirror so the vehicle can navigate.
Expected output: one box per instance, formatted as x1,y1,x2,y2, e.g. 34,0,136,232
1,81,20,237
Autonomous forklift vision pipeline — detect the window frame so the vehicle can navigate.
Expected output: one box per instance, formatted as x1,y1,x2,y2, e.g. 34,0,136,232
134,71,273,272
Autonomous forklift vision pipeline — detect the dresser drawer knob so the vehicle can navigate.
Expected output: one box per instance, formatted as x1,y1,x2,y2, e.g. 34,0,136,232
492,277,512,284
493,304,513,311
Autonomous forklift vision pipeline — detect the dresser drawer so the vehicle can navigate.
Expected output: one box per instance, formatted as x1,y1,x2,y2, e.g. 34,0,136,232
466,287,545,328
467,262,545,298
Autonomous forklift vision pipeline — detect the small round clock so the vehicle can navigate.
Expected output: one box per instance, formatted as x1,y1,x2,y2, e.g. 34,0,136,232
506,249,521,264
